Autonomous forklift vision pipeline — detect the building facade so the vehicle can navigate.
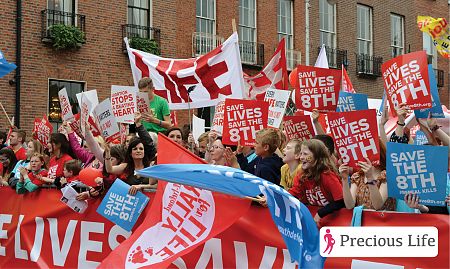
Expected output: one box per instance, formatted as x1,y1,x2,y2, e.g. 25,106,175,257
0,0,448,133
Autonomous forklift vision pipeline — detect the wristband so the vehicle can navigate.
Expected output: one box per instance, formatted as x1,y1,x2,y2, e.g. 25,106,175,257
159,120,162,126
430,125,440,132
365,179,379,185
397,121,405,126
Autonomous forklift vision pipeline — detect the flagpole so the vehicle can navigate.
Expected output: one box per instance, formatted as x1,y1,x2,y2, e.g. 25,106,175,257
187,85,195,151
0,101,14,127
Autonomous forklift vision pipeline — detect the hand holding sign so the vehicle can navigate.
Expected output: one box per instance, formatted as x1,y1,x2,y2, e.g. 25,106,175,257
357,157,376,181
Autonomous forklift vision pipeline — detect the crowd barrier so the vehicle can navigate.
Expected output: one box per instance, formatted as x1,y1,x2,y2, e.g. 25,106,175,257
0,188,448,269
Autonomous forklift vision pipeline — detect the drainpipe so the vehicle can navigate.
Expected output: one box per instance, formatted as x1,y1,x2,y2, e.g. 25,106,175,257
15,0,22,128
305,0,310,66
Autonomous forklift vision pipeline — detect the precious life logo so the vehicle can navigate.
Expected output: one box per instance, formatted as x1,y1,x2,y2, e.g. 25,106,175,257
319,227,438,257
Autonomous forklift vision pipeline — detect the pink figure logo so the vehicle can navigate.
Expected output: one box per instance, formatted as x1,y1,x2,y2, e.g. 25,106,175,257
323,229,335,254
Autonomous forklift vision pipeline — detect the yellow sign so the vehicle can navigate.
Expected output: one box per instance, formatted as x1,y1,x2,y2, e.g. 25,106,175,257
417,16,450,59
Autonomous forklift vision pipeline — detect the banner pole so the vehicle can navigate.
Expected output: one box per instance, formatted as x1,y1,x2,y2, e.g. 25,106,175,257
0,101,14,127
232,19,237,33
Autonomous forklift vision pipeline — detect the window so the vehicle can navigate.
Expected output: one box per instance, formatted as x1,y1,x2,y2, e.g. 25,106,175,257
278,0,297,69
357,5,372,56
239,0,257,64
423,33,437,68
196,0,215,35
127,0,151,27
47,0,74,13
391,14,404,58
319,0,336,50
48,79,85,124
46,0,76,27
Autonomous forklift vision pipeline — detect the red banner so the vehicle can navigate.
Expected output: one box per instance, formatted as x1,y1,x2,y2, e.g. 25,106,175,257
222,99,269,146
295,65,341,112
283,115,316,141
0,188,448,269
328,109,380,169
382,51,432,113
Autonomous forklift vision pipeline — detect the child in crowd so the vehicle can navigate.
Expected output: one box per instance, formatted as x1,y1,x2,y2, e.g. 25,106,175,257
289,139,344,224
16,153,50,194
280,139,302,191
238,128,284,185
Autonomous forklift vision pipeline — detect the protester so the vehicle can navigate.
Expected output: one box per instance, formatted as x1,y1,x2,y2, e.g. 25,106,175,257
0,131,6,150
404,193,449,215
236,145,258,174
238,128,284,185
8,129,27,160
289,139,344,224
138,77,172,133
125,133,136,148
206,136,239,168
42,133,74,183
280,139,302,191
339,142,395,211
196,131,209,158
0,148,18,187
16,153,49,194
105,112,157,195
11,139,44,181
389,103,410,144
64,122,104,169
165,127,184,146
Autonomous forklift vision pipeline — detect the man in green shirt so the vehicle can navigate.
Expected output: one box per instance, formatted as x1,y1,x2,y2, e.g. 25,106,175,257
138,77,173,133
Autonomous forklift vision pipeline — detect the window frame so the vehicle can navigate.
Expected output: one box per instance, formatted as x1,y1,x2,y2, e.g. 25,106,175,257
390,13,404,58
319,0,336,50
357,4,373,56
196,0,216,35
127,0,151,27
277,0,294,50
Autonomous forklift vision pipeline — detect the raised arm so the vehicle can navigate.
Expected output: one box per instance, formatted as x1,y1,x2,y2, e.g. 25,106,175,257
312,109,325,135
339,163,357,209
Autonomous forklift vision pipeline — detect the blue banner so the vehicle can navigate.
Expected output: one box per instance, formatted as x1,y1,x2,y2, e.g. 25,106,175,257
414,65,444,118
0,50,17,79
336,91,369,112
386,142,448,206
97,179,150,232
137,164,325,268
414,130,429,145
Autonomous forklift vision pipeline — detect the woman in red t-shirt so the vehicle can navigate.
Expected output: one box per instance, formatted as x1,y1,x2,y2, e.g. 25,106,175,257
289,139,345,224
42,133,74,182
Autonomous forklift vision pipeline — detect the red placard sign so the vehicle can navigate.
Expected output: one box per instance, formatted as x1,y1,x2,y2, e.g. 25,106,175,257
222,99,269,146
382,51,432,113
328,109,380,168
33,115,53,146
283,115,316,141
295,65,341,112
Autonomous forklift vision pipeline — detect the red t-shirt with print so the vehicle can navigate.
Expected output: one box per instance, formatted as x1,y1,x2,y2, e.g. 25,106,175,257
28,170,49,186
47,154,73,179
10,146,26,161
289,171,343,207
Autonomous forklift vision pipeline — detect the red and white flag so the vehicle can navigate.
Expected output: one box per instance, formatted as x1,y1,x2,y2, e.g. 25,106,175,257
244,38,289,100
341,65,356,93
99,134,251,268
126,33,245,110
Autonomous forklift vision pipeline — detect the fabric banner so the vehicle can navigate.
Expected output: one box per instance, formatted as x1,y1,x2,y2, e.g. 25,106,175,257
211,97,226,135
222,99,269,146
283,115,316,141
341,66,355,93
382,51,432,113
93,98,120,142
336,92,368,112
111,86,138,124
244,38,288,100
295,65,341,112
418,16,450,58
97,179,150,232
126,33,245,110
386,142,449,206
264,88,291,128
0,50,17,78
328,109,380,169
414,65,444,118
0,188,448,269
58,88,75,122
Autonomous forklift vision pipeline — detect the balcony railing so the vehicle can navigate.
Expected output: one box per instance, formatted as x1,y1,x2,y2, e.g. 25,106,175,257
239,41,264,66
356,53,383,77
317,46,348,69
41,9,86,42
192,32,225,57
433,68,444,87
286,49,301,70
122,24,161,52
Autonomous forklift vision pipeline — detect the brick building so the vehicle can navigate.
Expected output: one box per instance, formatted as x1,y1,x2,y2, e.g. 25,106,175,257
0,0,448,133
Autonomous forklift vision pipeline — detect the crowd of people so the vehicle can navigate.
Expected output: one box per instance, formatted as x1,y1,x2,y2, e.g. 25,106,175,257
0,77,449,224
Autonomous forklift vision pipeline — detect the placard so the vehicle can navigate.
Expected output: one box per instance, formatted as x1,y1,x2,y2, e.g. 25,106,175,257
58,88,74,122
136,92,150,114
337,92,369,112
283,115,316,141
328,109,380,169
80,96,92,138
414,65,444,118
211,96,226,135
264,88,291,128
222,99,269,146
386,142,448,206
33,115,53,146
93,98,120,143
382,51,432,113
111,86,137,124
295,65,341,112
